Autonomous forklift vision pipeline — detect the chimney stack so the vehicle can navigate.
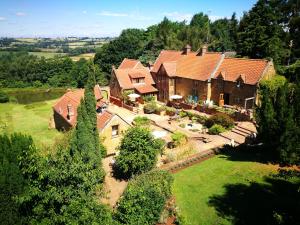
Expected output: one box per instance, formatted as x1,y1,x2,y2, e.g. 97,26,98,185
183,44,191,55
67,103,74,120
147,61,153,71
201,44,208,56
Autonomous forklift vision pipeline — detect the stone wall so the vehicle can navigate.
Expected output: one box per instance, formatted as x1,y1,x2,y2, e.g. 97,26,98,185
100,115,131,155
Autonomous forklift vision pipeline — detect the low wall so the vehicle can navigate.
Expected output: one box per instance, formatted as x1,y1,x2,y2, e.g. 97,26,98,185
110,96,122,107
160,148,220,173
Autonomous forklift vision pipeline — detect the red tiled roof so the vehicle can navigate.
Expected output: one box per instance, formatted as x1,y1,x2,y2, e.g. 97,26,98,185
97,111,113,130
129,72,145,79
135,84,158,94
152,50,182,73
214,58,269,85
53,85,105,127
152,50,223,81
113,60,156,92
119,58,144,69
162,62,177,77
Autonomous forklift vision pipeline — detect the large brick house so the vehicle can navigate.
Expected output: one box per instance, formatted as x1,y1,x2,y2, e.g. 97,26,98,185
52,85,130,155
151,45,275,108
110,58,158,99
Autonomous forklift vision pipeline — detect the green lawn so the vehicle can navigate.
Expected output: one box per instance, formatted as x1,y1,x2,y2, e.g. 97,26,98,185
172,152,287,225
0,100,63,152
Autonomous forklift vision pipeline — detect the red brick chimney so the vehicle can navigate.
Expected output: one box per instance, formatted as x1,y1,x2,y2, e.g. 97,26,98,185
201,44,208,56
183,44,191,55
67,103,74,120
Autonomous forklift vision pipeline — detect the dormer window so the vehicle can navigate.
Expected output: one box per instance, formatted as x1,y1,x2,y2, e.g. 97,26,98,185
132,78,145,84
236,74,245,88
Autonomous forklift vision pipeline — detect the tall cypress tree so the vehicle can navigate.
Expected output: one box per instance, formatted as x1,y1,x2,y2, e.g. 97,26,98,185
84,65,106,157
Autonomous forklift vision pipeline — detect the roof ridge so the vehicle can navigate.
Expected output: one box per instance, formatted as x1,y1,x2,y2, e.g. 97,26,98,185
224,57,268,62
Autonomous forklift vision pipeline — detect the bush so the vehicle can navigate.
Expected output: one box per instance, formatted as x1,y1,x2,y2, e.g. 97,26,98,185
171,131,187,147
144,101,158,114
205,113,234,129
0,91,9,103
179,111,187,118
115,170,174,225
143,95,155,102
133,116,151,126
208,124,226,134
115,126,162,178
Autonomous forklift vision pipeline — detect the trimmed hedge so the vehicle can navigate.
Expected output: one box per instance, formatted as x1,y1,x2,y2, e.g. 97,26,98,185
115,170,173,225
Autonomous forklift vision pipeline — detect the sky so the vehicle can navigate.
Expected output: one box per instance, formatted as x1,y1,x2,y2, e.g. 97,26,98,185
0,0,257,38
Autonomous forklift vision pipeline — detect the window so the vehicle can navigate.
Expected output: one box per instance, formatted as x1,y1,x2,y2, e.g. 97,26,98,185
112,125,119,137
236,80,243,88
193,80,199,86
133,78,145,84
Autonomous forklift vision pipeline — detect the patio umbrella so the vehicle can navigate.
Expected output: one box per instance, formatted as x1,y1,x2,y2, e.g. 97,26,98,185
128,93,140,101
170,95,182,100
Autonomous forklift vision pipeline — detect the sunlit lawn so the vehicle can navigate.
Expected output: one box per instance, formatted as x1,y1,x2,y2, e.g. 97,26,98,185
173,152,280,225
0,99,63,151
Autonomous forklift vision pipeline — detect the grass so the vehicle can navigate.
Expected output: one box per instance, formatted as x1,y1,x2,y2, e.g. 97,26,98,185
28,52,68,58
0,100,63,152
172,152,281,225
70,53,95,61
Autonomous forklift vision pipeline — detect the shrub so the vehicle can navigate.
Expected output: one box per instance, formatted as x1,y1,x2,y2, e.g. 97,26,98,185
133,116,151,126
144,101,158,114
179,123,185,128
115,170,174,225
115,126,162,178
0,91,9,103
205,113,234,129
171,131,187,147
143,95,155,102
208,124,226,134
179,111,187,118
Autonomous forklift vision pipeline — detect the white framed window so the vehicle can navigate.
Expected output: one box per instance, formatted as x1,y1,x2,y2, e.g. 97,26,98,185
112,125,119,137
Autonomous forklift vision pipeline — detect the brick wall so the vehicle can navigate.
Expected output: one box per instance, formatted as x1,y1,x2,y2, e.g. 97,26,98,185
53,110,73,131
211,79,257,107
175,78,207,102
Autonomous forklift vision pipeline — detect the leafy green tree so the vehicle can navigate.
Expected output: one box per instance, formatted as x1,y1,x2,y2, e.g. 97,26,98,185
256,76,300,165
115,170,173,225
115,126,163,178
17,143,112,224
237,0,289,64
94,29,147,76
210,13,238,51
0,133,34,225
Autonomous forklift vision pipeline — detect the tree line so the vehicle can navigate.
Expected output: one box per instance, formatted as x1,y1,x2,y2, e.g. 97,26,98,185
95,0,300,78
0,52,108,88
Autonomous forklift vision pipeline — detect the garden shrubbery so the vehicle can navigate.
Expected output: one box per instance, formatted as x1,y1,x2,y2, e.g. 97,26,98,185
115,126,163,178
171,131,187,147
133,116,151,126
115,170,173,225
144,101,158,114
205,113,234,129
208,124,226,134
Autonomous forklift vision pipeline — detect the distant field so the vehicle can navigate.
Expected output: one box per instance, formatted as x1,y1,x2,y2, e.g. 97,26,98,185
0,100,63,152
70,53,95,61
172,152,289,225
15,38,39,43
29,51,68,58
